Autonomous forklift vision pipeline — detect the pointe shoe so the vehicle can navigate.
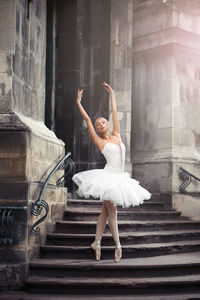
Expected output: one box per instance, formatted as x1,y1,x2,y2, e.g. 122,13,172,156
90,240,101,261
115,243,122,263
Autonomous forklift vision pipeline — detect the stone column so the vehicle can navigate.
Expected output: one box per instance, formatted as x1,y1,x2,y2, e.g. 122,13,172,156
132,0,200,216
55,0,110,176
0,0,66,290
55,0,133,178
109,0,133,174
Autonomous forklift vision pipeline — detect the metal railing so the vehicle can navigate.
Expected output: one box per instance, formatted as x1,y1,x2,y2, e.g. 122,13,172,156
0,206,27,245
178,167,200,195
30,152,74,236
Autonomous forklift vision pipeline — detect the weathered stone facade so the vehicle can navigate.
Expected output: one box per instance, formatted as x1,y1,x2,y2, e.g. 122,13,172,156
54,0,134,176
132,0,200,218
109,0,133,174
0,0,200,291
54,0,110,174
0,0,66,290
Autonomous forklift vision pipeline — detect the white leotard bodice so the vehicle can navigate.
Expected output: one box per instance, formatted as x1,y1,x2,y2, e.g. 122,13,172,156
101,141,126,173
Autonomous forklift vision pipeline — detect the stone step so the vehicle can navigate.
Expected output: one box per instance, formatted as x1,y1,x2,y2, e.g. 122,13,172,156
46,230,200,246
40,240,200,260
25,193,200,298
67,199,165,211
3,292,200,300
26,274,200,295
55,220,200,234
63,209,182,221
30,252,200,278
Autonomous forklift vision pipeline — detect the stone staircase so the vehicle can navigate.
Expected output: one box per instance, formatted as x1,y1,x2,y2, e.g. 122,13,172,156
25,197,200,299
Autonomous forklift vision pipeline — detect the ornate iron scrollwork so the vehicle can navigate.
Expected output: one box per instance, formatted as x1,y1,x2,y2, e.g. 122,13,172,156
30,200,49,236
57,157,74,187
0,207,27,245
30,152,74,236
178,167,200,194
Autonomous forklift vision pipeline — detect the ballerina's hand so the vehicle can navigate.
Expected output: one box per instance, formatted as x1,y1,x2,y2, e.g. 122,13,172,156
102,82,113,94
77,89,84,103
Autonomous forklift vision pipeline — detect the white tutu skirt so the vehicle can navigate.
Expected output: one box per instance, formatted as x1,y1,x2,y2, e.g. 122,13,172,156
72,169,151,208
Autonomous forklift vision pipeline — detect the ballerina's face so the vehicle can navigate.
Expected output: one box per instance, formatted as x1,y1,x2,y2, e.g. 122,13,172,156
95,117,109,134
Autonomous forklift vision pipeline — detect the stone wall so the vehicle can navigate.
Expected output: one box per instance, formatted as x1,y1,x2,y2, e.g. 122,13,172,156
0,0,67,290
13,0,46,120
55,0,110,177
109,0,133,174
0,0,15,112
132,0,175,193
171,0,200,219
55,0,134,179
132,0,200,217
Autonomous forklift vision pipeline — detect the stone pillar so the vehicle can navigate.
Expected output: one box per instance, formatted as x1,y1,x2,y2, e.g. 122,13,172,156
55,0,133,178
55,0,110,176
132,0,200,216
0,0,66,290
109,0,133,174
170,0,200,219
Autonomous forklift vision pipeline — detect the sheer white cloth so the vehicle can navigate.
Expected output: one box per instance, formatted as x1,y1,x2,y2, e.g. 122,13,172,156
72,140,151,208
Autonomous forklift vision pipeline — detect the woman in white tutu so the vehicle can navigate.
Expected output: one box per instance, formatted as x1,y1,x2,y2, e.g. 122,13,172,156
72,82,151,262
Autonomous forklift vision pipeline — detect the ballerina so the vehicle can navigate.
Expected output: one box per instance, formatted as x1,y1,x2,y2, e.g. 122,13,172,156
72,82,151,262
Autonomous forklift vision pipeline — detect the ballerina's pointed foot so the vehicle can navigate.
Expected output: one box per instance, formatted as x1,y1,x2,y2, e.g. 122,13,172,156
115,243,122,263
90,240,101,261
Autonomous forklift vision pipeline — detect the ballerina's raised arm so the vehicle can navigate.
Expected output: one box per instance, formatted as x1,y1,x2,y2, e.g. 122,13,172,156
101,81,120,139
76,89,103,150
76,82,120,151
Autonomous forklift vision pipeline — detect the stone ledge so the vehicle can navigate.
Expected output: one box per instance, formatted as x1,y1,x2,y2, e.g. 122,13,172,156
133,43,200,64
0,111,64,146
132,150,200,164
133,27,200,53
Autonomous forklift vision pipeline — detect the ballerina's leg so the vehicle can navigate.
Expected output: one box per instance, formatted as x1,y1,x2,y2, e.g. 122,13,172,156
95,201,108,241
104,200,122,262
104,200,120,244
90,201,108,260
